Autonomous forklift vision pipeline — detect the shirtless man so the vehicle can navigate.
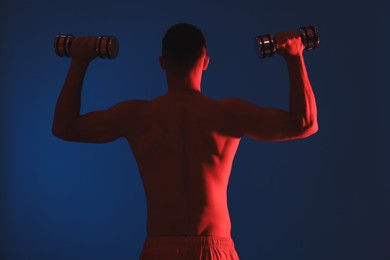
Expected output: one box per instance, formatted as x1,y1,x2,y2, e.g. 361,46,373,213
52,23,318,259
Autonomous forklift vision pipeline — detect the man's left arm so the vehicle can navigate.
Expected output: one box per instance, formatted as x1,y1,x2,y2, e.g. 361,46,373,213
52,37,142,143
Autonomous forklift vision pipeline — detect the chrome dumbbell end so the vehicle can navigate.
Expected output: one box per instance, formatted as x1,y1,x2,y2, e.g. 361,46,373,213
54,34,119,59
255,34,277,59
299,26,320,50
96,36,119,59
255,26,320,58
54,34,74,57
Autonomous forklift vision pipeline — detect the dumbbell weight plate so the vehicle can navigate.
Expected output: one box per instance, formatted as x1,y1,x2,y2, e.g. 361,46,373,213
300,26,320,50
255,34,277,58
54,34,74,57
96,36,119,59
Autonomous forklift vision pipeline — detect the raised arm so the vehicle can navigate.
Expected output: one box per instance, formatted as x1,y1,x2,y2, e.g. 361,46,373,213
219,31,318,141
52,36,143,143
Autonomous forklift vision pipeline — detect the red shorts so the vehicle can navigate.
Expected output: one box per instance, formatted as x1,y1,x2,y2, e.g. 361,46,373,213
139,236,240,260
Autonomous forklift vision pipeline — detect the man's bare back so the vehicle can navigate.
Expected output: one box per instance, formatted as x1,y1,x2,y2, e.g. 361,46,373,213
52,23,318,259
127,92,240,237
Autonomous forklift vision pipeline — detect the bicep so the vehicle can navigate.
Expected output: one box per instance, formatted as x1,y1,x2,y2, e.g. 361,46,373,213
57,101,142,143
220,98,298,141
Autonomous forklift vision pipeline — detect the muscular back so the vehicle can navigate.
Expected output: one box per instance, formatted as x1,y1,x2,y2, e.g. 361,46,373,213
125,92,241,237
53,32,317,240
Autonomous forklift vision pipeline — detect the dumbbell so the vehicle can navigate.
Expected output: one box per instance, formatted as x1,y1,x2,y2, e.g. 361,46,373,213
255,26,319,58
54,34,119,59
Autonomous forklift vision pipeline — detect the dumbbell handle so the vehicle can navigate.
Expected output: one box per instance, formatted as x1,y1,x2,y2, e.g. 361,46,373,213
255,26,319,58
54,34,119,59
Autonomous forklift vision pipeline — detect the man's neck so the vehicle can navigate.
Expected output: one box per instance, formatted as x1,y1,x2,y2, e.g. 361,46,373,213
165,70,202,94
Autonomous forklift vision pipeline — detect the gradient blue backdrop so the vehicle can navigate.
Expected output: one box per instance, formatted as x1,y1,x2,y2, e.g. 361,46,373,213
1,0,388,259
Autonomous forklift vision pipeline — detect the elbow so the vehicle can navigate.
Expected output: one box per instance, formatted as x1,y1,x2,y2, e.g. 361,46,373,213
52,125,71,141
52,118,63,139
288,115,318,139
297,120,318,138
311,121,319,135
52,126,63,139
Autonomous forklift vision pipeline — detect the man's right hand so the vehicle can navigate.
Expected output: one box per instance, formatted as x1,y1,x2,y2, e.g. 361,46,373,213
274,32,305,60
70,36,98,63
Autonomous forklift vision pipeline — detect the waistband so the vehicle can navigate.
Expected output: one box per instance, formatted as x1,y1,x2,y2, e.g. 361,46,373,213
143,236,236,249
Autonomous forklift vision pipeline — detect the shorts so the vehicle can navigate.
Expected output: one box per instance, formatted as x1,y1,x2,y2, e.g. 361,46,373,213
139,236,240,260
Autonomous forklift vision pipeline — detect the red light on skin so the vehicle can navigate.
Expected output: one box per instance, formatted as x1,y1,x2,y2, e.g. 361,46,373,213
52,25,317,258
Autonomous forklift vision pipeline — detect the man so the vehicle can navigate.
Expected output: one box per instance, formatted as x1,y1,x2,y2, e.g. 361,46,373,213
52,23,318,260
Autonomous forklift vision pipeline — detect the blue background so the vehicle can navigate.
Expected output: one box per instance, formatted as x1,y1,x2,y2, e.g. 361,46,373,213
1,0,388,259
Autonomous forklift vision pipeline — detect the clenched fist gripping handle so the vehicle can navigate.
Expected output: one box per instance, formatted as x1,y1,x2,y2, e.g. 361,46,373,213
255,26,319,58
54,34,119,59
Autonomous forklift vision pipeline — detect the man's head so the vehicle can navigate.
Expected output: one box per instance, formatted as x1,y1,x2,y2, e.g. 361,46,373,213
160,23,209,75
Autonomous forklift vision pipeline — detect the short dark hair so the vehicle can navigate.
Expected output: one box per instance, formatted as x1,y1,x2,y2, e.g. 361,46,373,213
162,23,206,73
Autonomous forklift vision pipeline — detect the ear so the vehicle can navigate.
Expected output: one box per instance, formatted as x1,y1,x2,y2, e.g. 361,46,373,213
159,56,166,70
203,55,210,71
